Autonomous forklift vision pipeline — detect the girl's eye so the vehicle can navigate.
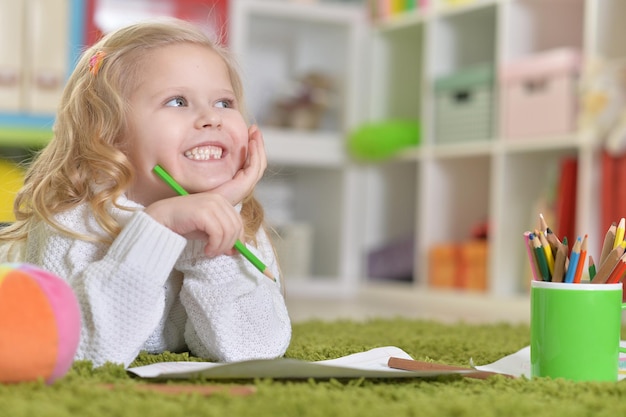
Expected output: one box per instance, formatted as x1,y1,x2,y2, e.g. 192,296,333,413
165,97,187,107
215,99,234,109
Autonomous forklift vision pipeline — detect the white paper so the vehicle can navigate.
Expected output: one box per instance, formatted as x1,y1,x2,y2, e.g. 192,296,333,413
473,346,532,378
474,341,626,381
127,346,472,380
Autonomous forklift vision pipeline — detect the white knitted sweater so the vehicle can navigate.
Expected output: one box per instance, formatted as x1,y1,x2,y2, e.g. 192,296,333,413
1,196,291,368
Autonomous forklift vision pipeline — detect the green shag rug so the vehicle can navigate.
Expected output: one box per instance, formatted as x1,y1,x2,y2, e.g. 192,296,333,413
2,318,626,417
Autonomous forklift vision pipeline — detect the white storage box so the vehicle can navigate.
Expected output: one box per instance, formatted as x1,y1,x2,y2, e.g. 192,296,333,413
499,48,581,138
434,64,494,144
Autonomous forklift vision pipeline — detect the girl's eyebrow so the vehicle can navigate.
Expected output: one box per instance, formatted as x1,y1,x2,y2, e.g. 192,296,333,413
213,88,236,97
145,87,187,101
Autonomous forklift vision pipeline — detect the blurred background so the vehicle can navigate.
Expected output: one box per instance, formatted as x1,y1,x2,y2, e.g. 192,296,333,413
2,0,625,323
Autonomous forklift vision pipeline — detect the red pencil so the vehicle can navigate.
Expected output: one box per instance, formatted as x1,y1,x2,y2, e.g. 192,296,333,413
606,252,626,284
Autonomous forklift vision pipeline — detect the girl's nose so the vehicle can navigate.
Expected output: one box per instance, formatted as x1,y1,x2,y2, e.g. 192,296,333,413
196,108,222,129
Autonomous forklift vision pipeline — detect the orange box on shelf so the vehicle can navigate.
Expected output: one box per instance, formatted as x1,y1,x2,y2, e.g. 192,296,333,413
428,244,458,289
428,240,488,292
458,240,488,291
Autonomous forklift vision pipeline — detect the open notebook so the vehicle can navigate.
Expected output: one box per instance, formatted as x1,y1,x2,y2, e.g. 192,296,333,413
127,346,473,380
128,343,626,381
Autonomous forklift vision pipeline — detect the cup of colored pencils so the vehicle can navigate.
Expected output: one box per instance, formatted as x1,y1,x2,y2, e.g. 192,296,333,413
523,214,626,284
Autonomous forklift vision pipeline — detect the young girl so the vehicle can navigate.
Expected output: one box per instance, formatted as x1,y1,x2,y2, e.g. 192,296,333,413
0,18,291,368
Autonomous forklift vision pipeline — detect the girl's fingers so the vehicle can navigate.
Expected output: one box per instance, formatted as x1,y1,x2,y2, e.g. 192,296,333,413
201,203,243,257
145,193,244,258
213,126,267,205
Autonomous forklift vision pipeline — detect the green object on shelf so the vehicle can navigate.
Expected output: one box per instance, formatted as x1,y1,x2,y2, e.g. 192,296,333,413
0,127,53,147
347,120,420,161
434,63,494,92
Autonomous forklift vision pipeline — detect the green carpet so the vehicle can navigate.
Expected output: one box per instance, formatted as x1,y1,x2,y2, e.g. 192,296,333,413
2,318,626,417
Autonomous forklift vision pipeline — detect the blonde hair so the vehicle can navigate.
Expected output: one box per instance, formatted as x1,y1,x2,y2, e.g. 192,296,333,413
1,18,265,244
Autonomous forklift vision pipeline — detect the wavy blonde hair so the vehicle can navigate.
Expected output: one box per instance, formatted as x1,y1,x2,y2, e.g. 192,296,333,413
1,18,265,245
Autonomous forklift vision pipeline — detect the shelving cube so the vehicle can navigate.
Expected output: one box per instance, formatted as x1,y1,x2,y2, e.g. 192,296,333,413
229,0,368,297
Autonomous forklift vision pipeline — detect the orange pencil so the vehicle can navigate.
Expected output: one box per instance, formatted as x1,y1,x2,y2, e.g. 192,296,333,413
573,234,587,283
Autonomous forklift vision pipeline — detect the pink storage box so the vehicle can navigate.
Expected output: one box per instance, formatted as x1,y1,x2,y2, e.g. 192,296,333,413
499,48,581,138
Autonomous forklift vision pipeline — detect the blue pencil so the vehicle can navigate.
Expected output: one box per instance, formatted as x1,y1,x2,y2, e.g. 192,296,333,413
563,237,582,283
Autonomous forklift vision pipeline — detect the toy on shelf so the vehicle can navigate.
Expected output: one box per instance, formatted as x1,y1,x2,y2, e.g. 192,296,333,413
265,71,335,131
579,58,626,155
347,120,420,161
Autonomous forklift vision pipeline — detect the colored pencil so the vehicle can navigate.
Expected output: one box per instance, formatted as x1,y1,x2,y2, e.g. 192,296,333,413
152,164,276,282
562,236,569,270
551,241,568,283
545,227,561,255
591,242,626,284
573,234,587,283
606,252,626,284
564,237,581,283
614,218,625,249
600,222,616,265
523,232,540,281
537,230,555,276
530,233,550,282
588,255,596,281
539,213,548,234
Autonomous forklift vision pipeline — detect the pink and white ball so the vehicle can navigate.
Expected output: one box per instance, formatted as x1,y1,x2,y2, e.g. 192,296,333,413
0,263,80,384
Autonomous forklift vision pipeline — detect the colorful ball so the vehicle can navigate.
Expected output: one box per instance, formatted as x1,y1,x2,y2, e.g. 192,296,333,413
0,263,81,384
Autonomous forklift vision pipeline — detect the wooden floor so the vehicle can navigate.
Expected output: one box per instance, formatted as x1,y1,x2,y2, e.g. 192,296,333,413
285,282,531,324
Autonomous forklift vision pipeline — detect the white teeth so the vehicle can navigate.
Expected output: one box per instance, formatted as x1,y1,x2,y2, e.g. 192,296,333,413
184,145,223,160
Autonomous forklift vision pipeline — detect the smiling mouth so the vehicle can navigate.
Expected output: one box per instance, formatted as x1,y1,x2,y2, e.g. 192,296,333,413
184,145,223,160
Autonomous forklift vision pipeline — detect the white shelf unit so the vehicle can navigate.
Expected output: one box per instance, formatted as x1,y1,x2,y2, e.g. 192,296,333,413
367,0,623,297
229,0,369,297
231,0,625,300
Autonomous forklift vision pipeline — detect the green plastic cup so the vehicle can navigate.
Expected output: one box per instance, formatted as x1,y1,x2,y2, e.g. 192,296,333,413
531,281,626,381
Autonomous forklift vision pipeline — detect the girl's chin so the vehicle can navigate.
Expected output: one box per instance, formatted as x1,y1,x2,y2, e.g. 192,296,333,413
190,178,232,193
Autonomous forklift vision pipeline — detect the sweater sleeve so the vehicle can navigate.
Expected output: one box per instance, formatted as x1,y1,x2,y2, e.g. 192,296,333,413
175,228,292,362
29,211,187,368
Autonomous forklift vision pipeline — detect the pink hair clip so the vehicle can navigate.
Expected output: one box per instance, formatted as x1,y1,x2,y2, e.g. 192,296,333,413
88,51,106,76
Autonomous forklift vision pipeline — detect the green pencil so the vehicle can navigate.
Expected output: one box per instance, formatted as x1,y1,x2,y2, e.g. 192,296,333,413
588,255,596,281
153,164,276,282
530,233,550,282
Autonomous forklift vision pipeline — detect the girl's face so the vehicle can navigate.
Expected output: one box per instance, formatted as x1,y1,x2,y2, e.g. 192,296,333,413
124,43,248,206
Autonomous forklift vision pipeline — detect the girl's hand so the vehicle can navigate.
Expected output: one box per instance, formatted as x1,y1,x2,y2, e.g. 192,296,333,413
213,125,267,205
145,193,243,257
